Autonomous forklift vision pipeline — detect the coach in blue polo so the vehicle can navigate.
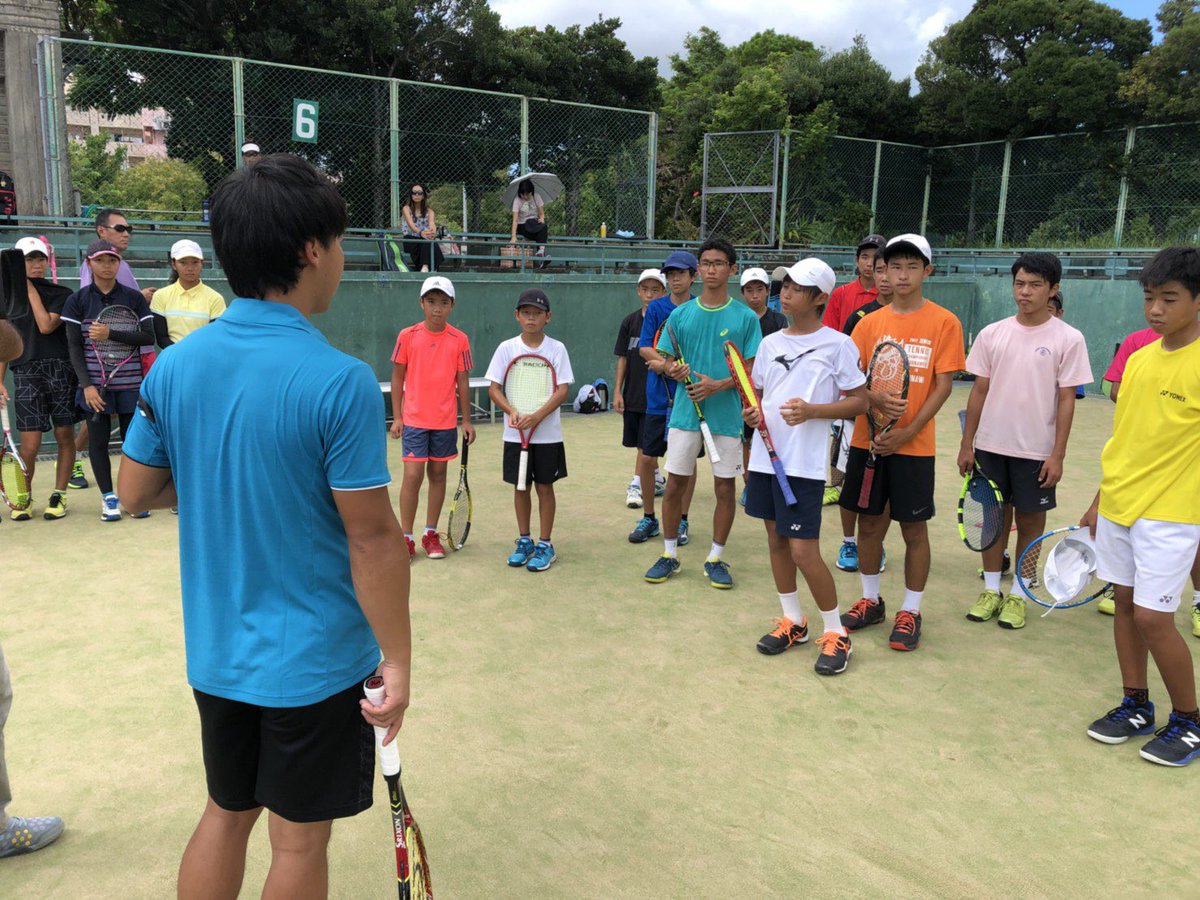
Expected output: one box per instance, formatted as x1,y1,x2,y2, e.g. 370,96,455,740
119,154,412,898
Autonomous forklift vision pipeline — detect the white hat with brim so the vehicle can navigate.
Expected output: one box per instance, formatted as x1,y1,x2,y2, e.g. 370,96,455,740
782,258,836,295
170,239,204,261
637,268,666,289
420,275,455,299
739,267,770,289
883,233,933,265
15,237,49,257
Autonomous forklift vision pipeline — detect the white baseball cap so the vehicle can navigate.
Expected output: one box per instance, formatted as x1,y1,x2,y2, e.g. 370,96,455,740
637,268,666,289
739,267,770,289
241,142,261,154
420,275,455,299
884,233,933,265
14,237,49,257
782,258,836,295
170,239,204,261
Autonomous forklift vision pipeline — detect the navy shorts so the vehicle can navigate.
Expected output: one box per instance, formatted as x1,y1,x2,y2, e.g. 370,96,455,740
975,448,1055,514
193,670,377,823
638,413,670,457
402,425,458,462
744,470,825,538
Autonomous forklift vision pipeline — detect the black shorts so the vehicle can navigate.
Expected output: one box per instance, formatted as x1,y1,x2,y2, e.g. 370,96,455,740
502,440,567,487
193,672,376,823
744,471,824,538
639,413,670,457
11,359,79,432
622,409,647,449
839,447,935,522
975,448,1055,514
743,423,754,443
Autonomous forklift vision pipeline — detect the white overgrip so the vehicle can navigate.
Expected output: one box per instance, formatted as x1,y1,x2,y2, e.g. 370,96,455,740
363,677,401,777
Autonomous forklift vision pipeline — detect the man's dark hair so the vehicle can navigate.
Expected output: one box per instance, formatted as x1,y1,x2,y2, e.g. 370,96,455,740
94,208,125,229
1140,247,1200,296
697,237,737,266
1049,290,1064,312
1011,252,1062,286
211,154,347,299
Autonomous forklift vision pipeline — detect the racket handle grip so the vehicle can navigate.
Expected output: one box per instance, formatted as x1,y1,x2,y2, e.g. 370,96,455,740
771,459,798,506
363,677,401,777
516,449,529,491
700,424,720,463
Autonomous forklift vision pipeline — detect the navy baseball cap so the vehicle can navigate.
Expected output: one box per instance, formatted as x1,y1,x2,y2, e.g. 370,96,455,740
661,250,698,273
516,288,550,311
84,238,121,260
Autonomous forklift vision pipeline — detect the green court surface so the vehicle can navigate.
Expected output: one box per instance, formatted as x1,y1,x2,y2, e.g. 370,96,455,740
2,390,1195,897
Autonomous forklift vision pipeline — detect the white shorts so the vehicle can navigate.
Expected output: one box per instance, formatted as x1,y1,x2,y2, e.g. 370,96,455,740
665,428,743,479
1095,515,1200,613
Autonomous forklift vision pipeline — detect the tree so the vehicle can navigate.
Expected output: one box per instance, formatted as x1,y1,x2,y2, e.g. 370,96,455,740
115,157,210,216
67,133,126,206
1120,1,1200,121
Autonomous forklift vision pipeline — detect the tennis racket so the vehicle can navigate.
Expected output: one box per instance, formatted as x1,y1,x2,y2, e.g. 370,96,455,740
956,466,1004,551
857,340,910,508
37,234,57,283
723,340,795,506
364,676,433,900
445,437,471,551
89,304,141,422
1016,526,1111,617
655,324,672,442
503,353,556,491
0,403,31,511
662,321,720,463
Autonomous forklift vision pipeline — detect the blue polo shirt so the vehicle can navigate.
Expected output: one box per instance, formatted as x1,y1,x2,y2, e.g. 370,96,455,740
637,295,694,416
123,298,390,707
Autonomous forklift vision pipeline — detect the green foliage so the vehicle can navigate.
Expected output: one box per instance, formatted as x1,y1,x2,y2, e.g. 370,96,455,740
67,134,208,217
67,133,126,206
1120,10,1200,121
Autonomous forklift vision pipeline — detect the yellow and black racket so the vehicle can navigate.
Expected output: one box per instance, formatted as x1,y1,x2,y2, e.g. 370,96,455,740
956,466,1004,551
0,403,31,512
446,437,471,551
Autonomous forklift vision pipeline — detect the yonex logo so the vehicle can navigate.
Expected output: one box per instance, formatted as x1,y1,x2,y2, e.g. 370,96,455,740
1160,390,1186,403
790,523,804,531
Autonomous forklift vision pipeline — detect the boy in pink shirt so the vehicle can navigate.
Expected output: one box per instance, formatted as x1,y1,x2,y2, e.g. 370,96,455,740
957,252,1093,629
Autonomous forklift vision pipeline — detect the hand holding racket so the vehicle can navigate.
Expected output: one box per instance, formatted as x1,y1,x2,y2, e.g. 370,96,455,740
1016,526,1111,617
662,322,720,462
1,402,32,512
724,340,795,506
857,340,910,508
88,304,141,422
502,353,557,491
956,466,1004,551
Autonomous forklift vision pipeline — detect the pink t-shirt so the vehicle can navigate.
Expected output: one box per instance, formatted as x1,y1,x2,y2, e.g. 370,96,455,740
967,316,1094,460
1103,327,1159,384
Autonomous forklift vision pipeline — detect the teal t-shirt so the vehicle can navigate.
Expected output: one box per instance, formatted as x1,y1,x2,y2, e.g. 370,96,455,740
655,296,761,437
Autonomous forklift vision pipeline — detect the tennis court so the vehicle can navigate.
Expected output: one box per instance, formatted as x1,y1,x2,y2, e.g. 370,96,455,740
2,392,1193,897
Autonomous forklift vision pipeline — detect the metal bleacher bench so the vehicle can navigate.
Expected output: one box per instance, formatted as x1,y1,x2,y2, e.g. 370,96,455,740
378,378,495,424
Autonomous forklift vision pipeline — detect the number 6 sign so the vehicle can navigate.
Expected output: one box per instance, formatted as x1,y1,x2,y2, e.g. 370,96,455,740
292,99,319,143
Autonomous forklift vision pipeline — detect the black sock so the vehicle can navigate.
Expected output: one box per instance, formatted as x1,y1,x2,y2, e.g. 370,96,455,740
1172,708,1200,725
681,513,688,522
1124,687,1150,706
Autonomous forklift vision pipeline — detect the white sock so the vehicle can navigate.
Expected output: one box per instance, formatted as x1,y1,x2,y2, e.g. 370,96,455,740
403,533,413,541
902,589,923,613
709,541,724,560
424,526,436,536
779,591,803,624
843,536,856,545
861,573,881,601
1193,590,1200,609
663,538,678,558
820,607,845,636
983,571,1002,592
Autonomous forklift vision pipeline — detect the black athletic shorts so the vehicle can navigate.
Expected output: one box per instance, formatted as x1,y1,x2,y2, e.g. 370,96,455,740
744,471,824,538
975,448,1055,514
622,409,646,449
193,671,376,823
502,440,567,487
11,359,79,432
639,413,670,458
839,447,935,522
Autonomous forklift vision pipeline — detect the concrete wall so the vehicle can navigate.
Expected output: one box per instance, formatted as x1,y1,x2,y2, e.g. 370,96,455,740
0,0,59,216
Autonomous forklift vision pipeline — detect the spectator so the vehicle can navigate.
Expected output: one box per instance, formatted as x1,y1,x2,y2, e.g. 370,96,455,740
150,240,226,347
79,209,153,302
401,184,444,273
509,179,549,260
241,142,262,166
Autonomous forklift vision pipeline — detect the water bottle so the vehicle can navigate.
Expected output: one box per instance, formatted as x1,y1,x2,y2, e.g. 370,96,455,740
201,198,211,223
600,221,607,239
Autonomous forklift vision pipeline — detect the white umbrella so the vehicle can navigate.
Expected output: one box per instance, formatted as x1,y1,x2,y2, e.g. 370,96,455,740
502,172,563,207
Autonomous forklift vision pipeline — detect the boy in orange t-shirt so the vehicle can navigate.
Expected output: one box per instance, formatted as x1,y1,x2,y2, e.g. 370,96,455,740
838,234,966,651
390,276,475,559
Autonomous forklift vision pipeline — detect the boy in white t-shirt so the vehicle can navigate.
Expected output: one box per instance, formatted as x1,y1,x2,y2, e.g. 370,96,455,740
957,252,1093,629
745,259,868,676
485,289,573,572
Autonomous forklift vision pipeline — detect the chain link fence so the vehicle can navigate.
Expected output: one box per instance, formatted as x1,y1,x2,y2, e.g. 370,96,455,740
700,131,778,245
39,37,657,236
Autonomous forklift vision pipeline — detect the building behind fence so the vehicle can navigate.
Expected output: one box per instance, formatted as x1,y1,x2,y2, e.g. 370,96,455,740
702,123,1200,250
35,37,658,238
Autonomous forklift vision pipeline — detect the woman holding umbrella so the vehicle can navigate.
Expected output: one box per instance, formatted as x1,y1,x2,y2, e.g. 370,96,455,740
507,175,560,260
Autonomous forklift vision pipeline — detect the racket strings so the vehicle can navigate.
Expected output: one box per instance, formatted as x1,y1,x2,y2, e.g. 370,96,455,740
961,477,1004,552
504,362,554,415
1019,535,1107,608
92,307,140,361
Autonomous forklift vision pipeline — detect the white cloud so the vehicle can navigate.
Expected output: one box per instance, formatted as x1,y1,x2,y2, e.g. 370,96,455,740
490,0,976,81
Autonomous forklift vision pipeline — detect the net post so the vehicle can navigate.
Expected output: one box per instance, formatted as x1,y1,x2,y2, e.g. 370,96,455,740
232,58,246,167
994,140,1012,248
1113,126,1137,249
778,129,790,249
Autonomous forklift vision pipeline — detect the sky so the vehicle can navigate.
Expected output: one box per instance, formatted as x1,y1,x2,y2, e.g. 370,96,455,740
491,0,1166,82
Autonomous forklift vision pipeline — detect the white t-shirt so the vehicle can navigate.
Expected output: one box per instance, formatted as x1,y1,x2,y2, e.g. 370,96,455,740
750,328,866,480
485,334,575,444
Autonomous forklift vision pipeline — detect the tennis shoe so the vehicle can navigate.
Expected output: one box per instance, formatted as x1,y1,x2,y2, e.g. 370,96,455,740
100,493,121,522
1192,603,1200,638
888,610,922,651
654,470,666,496
404,535,416,560
68,461,88,489
822,484,841,506
739,486,747,507
422,533,446,559
507,536,536,567
976,550,1012,580
644,554,680,583
628,515,660,543
526,541,556,572
1140,713,1200,766
1098,585,1116,616
705,558,733,590
814,631,852,675
678,517,690,546
756,617,808,655
0,815,65,858
626,482,642,509
130,509,151,519
966,589,1003,621
997,594,1026,629
1087,697,1155,744
10,506,32,521
836,542,859,572
841,596,885,631
42,493,67,520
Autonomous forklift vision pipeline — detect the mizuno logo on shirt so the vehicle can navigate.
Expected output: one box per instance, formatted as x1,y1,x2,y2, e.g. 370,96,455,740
773,349,818,371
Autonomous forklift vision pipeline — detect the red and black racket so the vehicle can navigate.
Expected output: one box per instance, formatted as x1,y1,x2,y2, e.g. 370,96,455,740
502,353,557,491
857,340,910,507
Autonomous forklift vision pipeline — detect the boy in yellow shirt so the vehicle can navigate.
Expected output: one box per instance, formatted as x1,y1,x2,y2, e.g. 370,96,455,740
149,240,226,346
1082,247,1200,766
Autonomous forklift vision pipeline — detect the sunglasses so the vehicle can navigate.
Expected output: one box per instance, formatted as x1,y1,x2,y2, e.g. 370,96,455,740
411,190,426,196
106,224,133,234
243,151,261,158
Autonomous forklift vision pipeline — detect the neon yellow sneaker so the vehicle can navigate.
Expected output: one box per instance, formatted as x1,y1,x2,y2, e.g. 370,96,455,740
822,484,841,506
42,492,67,520
966,589,1003,622
1191,604,1200,639
997,594,1026,630
1097,585,1115,616
10,504,33,521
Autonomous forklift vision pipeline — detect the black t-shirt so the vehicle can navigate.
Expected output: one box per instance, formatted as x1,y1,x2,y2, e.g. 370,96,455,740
757,308,789,339
843,299,884,337
614,307,650,412
9,278,73,367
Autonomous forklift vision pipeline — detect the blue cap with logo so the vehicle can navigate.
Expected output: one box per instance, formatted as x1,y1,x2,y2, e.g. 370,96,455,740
661,250,698,273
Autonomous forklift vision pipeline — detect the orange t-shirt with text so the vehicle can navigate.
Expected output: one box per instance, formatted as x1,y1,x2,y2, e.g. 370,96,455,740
849,301,965,457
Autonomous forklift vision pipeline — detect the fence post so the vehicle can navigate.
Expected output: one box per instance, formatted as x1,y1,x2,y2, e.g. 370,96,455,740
994,141,1013,248
778,129,790,249
920,156,931,235
1113,126,1137,248
646,112,657,240
37,38,65,218
389,80,400,230
520,96,529,175
699,133,710,239
232,58,245,167
868,140,882,234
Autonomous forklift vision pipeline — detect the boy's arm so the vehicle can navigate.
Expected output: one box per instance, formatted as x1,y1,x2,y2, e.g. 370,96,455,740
27,285,56,334
956,377,990,474
614,355,627,412
117,456,178,512
874,371,955,456
456,369,475,443
389,362,406,437
1039,385,1077,488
